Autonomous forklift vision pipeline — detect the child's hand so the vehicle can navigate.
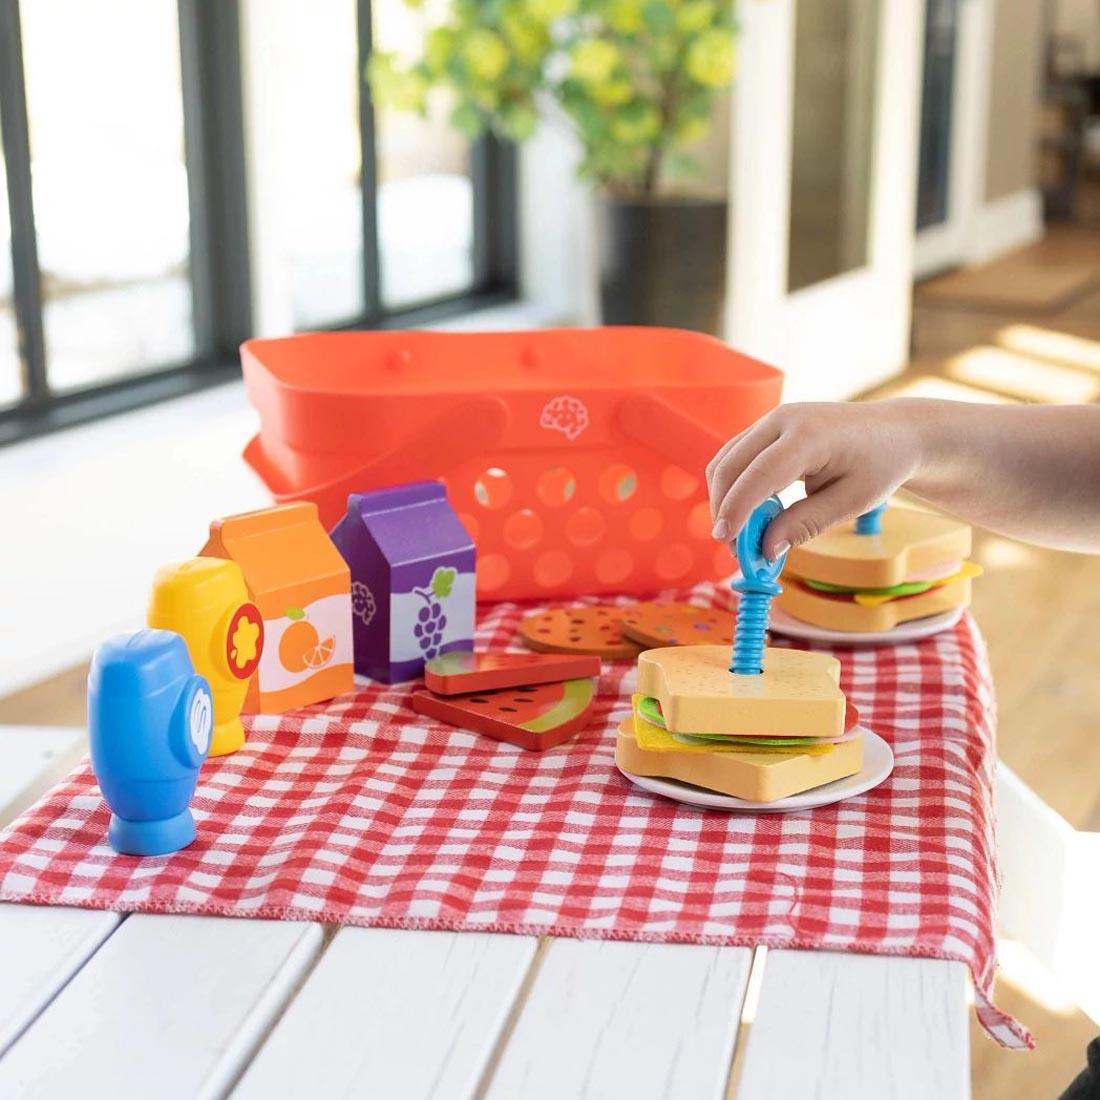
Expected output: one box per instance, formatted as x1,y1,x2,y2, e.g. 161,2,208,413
706,402,922,561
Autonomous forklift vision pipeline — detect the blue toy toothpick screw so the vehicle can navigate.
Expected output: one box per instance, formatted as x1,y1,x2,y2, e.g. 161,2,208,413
855,502,886,535
731,495,788,675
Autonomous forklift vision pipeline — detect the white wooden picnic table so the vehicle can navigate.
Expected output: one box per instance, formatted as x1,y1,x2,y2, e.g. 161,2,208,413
0,725,972,1100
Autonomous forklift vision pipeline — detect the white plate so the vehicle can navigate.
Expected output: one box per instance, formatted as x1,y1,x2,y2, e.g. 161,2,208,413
767,605,963,646
618,728,894,813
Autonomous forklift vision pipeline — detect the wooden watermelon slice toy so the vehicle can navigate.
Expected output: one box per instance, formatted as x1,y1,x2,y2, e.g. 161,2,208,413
411,675,597,751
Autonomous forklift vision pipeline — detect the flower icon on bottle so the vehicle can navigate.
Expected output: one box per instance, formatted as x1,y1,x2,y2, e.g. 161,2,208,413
227,604,263,678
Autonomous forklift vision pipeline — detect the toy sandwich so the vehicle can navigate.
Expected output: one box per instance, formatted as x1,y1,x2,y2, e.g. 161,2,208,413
776,502,981,633
616,496,864,804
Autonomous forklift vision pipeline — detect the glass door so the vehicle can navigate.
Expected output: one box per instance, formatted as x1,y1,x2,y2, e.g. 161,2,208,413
727,0,927,401
916,0,959,234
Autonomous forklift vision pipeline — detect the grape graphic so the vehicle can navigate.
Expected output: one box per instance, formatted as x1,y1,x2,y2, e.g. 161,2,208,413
411,566,458,659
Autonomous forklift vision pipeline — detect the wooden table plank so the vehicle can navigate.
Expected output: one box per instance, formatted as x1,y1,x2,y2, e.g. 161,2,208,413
737,950,970,1100
0,725,85,827
0,913,323,1100
484,939,753,1100
234,927,537,1100
0,904,121,1057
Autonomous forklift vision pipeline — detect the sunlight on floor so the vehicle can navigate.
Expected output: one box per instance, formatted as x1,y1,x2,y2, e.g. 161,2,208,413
974,536,1036,571
945,346,1100,404
996,324,1100,375
879,375,1015,404
997,939,1080,1017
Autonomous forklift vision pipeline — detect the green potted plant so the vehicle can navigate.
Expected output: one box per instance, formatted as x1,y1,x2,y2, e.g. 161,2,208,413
369,0,736,334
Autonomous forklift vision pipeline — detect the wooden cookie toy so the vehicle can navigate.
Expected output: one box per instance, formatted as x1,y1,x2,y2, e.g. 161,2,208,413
619,602,736,648
411,678,596,751
424,650,601,695
519,606,642,660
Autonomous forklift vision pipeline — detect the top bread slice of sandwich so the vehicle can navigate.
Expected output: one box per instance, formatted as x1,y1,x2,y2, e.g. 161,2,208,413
636,644,845,739
785,505,971,589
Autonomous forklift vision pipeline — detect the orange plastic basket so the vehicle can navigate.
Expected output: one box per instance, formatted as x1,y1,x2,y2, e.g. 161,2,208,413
241,328,783,601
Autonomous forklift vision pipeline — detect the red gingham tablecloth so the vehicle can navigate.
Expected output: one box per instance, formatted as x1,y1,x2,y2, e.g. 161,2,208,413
0,583,1031,1049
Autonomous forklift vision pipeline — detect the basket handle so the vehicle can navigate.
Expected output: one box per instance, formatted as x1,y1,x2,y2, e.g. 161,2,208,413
276,394,510,500
616,392,726,474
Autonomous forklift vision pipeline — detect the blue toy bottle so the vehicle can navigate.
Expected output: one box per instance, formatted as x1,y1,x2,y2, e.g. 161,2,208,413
88,629,213,856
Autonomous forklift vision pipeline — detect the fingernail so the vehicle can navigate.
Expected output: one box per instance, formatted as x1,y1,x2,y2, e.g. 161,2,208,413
712,519,729,540
769,540,790,562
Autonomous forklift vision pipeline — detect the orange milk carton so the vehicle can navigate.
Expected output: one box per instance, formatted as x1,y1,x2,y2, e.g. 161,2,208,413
201,502,353,713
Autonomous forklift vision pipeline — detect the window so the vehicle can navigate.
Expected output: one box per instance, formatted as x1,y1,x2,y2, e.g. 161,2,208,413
20,0,194,393
0,1,516,444
372,0,475,308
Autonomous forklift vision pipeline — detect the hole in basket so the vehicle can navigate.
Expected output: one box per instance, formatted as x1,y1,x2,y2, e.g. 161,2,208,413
656,543,693,581
566,506,606,547
534,551,574,588
536,466,576,507
599,464,637,504
503,509,544,551
474,467,512,510
661,465,699,500
595,548,633,584
478,553,510,592
629,507,663,542
688,501,713,540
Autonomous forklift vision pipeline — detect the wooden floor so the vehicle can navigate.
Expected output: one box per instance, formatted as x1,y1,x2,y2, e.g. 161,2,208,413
2,224,1100,1098
875,224,1100,1100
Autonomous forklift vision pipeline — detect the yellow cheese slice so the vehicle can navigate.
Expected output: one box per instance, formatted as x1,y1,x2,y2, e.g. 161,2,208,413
853,561,983,606
631,705,833,756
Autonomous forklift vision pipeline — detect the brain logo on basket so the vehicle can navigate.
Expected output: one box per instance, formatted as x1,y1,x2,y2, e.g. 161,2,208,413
539,395,589,441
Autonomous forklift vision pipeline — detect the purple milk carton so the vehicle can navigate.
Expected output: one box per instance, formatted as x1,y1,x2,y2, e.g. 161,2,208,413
330,481,476,683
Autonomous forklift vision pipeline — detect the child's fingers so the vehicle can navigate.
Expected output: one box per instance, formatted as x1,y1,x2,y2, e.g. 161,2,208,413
711,438,806,543
707,420,783,532
761,481,873,559
704,426,750,484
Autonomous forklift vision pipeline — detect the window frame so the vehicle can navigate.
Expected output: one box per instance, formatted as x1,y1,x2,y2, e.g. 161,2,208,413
0,0,517,448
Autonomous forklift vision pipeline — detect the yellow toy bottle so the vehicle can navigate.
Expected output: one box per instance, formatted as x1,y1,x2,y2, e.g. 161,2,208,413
148,558,264,756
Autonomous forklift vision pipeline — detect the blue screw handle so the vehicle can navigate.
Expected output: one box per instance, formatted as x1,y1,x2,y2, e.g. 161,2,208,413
855,503,886,535
731,495,787,676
